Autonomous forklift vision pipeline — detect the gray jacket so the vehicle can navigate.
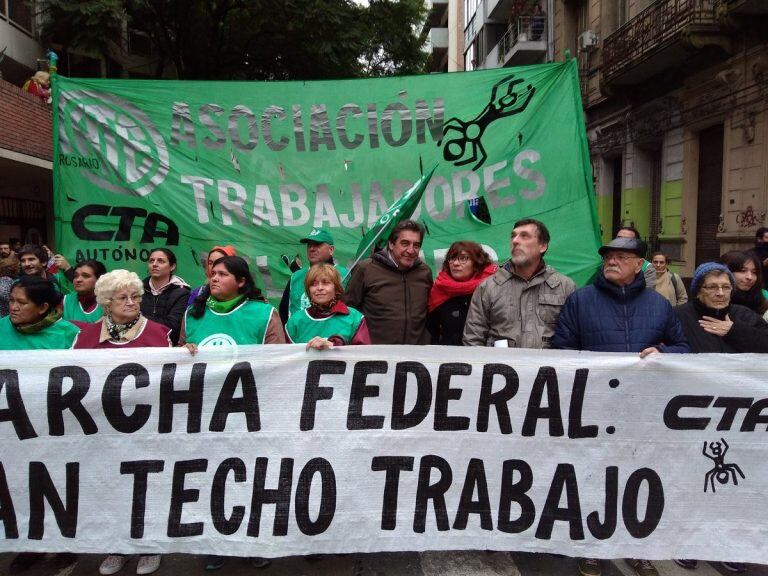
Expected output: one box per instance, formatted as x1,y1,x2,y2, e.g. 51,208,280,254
462,263,576,348
642,260,656,289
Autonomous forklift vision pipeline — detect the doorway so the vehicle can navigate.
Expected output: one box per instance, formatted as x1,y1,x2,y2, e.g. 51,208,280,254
695,125,724,266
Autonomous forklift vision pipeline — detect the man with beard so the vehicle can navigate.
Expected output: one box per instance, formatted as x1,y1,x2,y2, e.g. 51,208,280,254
463,218,575,348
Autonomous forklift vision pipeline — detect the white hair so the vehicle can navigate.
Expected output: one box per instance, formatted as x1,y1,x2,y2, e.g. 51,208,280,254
94,269,144,307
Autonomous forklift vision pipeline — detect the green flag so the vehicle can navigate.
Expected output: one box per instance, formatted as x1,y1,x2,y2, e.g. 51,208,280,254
346,164,437,278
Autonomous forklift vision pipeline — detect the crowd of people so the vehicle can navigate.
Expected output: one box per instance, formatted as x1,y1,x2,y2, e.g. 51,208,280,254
0,222,766,576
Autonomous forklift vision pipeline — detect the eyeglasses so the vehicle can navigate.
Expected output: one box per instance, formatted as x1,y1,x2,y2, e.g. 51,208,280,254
700,284,732,294
602,254,638,263
111,294,142,304
448,255,470,264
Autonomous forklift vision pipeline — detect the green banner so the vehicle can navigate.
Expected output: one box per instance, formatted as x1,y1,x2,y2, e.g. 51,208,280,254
53,60,600,300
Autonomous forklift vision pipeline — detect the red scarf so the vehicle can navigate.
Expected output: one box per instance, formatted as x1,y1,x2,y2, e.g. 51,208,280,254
428,263,498,312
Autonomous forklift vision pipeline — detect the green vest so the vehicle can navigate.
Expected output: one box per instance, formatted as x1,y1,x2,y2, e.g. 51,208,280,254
0,316,80,350
48,271,72,294
185,299,275,347
287,263,349,318
286,307,364,344
62,294,104,323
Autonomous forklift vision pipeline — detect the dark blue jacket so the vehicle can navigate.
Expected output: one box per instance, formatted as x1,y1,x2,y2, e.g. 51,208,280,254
552,271,689,353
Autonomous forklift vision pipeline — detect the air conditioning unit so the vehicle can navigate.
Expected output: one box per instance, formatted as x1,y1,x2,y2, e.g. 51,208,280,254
578,30,599,52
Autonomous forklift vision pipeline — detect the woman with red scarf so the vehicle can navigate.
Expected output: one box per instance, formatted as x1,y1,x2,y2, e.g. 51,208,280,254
427,241,497,345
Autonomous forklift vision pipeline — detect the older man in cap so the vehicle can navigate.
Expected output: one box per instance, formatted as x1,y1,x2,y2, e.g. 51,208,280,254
552,236,688,576
553,236,689,356
279,227,348,323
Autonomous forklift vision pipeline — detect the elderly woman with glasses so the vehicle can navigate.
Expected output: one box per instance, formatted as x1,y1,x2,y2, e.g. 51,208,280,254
73,269,169,575
73,269,171,349
674,262,768,354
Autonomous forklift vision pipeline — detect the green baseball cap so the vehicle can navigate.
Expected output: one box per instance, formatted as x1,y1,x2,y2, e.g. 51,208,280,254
300,228,334,245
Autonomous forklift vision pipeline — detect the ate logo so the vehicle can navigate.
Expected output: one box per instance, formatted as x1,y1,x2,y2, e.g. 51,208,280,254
58,90,169,197
199,334,238,348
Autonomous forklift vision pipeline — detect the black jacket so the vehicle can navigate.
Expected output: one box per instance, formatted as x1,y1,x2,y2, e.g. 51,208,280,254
427,295,471,346
140,278,190,345
674,300,768,353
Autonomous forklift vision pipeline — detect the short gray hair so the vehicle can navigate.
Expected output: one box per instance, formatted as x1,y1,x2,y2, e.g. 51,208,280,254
94,269,144,307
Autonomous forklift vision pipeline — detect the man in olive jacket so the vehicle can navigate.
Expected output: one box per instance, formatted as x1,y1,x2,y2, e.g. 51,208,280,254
463,218,575,348
344,220,433,344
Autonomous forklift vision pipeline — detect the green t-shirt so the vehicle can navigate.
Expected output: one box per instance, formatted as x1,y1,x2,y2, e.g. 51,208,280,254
185,299,275,347
0,316,80,350
286,307,364,344
287,263,349,318
62,294,104,323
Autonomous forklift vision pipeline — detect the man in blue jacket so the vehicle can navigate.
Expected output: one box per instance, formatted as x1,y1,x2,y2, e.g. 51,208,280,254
552,236,689,576
553,236,689,356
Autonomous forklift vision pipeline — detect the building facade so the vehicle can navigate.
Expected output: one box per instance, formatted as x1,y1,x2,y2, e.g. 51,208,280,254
0,0,170,246
555,0,768,276
463,0,553,71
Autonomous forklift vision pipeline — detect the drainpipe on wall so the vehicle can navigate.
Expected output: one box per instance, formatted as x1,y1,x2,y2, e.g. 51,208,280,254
546,0,554,62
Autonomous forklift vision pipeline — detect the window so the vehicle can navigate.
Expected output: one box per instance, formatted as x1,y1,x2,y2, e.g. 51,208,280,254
577,0,588,35
464,0,480,23
464,42,475,71
8,0,34,33
128,30,153,57
617,0,627,28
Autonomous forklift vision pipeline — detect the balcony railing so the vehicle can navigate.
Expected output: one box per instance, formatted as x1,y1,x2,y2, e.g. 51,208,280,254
497,16,547,65
602,0,717,81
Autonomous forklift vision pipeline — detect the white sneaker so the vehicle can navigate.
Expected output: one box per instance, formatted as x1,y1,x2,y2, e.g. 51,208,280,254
136,555,161,575
100,555,130,575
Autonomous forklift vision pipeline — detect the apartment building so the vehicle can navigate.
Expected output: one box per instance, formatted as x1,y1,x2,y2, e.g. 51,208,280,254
0,0,169,245
0,0,52,244
464,0,554,70
555,0,768,275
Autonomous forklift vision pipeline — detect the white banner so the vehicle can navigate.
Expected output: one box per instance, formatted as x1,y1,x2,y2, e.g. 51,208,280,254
0,346,765,562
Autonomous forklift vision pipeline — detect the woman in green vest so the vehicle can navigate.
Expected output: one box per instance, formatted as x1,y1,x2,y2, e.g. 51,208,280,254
62,259,107,325
181,255,281,571
183,255,285,353
286,263,370,349
0,275,79,350
2,276,80,572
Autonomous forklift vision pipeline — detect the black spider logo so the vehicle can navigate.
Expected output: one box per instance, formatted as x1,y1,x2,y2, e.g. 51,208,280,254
439,74,535,171
703,438,745,493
